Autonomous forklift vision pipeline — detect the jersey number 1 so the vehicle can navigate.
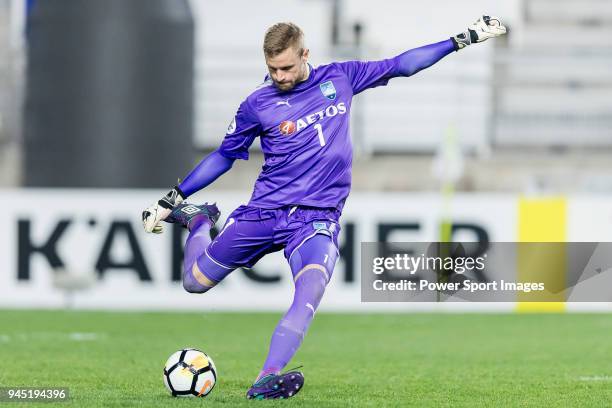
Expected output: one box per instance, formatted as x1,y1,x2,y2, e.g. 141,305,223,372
314,124,326,147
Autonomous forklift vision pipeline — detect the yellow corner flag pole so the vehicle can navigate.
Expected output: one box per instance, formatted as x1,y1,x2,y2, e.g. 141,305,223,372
432,125,463,301
433,125,463,244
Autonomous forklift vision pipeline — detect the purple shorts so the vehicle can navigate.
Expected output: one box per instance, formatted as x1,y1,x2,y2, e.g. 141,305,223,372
205,205,342,269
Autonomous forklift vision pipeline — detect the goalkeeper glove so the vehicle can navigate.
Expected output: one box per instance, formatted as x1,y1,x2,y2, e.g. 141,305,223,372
142,186,185,234
452,15,507,50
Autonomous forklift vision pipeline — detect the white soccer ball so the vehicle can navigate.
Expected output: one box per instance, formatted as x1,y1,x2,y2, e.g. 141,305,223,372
163,348,217,398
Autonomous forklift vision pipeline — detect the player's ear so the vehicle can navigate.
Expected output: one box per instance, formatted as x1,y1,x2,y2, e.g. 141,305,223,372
302,48,310,61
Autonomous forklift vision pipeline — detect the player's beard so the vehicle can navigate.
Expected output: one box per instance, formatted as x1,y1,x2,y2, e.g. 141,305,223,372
275,80,296,92
274,63,309,92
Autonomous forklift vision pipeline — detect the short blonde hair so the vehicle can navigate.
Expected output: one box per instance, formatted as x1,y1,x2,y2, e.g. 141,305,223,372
263,22,304,58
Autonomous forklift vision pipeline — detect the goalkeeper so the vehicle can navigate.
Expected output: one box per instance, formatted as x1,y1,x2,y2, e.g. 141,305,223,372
143,16,506,400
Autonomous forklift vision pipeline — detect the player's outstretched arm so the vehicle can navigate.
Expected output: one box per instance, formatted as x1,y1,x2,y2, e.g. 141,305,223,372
452,15,507,50
142,150,235,233
179,149,235,197
393,39,456,78
394,15,506,78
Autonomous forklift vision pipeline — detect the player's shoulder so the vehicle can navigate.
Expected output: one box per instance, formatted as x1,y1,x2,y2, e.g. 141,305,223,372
242,77,276,109
254,77,275,92
248,76,276,97
315,61,347,75
312,61,362,89
324,60,367,75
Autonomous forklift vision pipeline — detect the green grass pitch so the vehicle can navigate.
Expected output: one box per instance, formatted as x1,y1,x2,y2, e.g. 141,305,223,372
0,310,611,407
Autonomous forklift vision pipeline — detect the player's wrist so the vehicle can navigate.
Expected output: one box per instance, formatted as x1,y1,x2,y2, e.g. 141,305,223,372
158,186,185,209
451,30,478,51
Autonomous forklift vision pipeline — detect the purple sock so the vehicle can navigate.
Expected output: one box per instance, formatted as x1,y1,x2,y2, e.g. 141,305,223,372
182,221,213,292
257,271,327,381
187,214,212,232
256,235,338,381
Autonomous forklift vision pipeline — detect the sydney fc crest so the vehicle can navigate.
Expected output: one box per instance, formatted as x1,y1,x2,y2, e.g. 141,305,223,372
319,81,336,100
313,221,328,230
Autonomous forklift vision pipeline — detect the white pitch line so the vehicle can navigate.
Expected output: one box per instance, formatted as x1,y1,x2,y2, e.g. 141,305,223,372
68,332,100,341
577,376,612,381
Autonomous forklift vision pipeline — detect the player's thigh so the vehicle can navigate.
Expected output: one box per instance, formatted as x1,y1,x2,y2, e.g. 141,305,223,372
205,208,277,275
288,233,339,284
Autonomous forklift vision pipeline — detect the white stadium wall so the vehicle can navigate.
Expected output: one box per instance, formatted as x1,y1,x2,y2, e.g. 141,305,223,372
1,189,611,312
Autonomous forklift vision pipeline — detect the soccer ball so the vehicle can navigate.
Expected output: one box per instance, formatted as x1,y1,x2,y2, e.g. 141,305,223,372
163,348,217,397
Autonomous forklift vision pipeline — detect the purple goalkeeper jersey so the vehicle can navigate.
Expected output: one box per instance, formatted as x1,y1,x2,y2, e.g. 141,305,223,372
179,39,455,202
218,59,399,211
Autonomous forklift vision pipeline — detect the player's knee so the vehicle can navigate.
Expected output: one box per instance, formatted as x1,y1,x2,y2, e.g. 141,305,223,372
311,277,326,301
295,264,328,284
296,265,328,298
183,263,216,294
182,279,211,294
